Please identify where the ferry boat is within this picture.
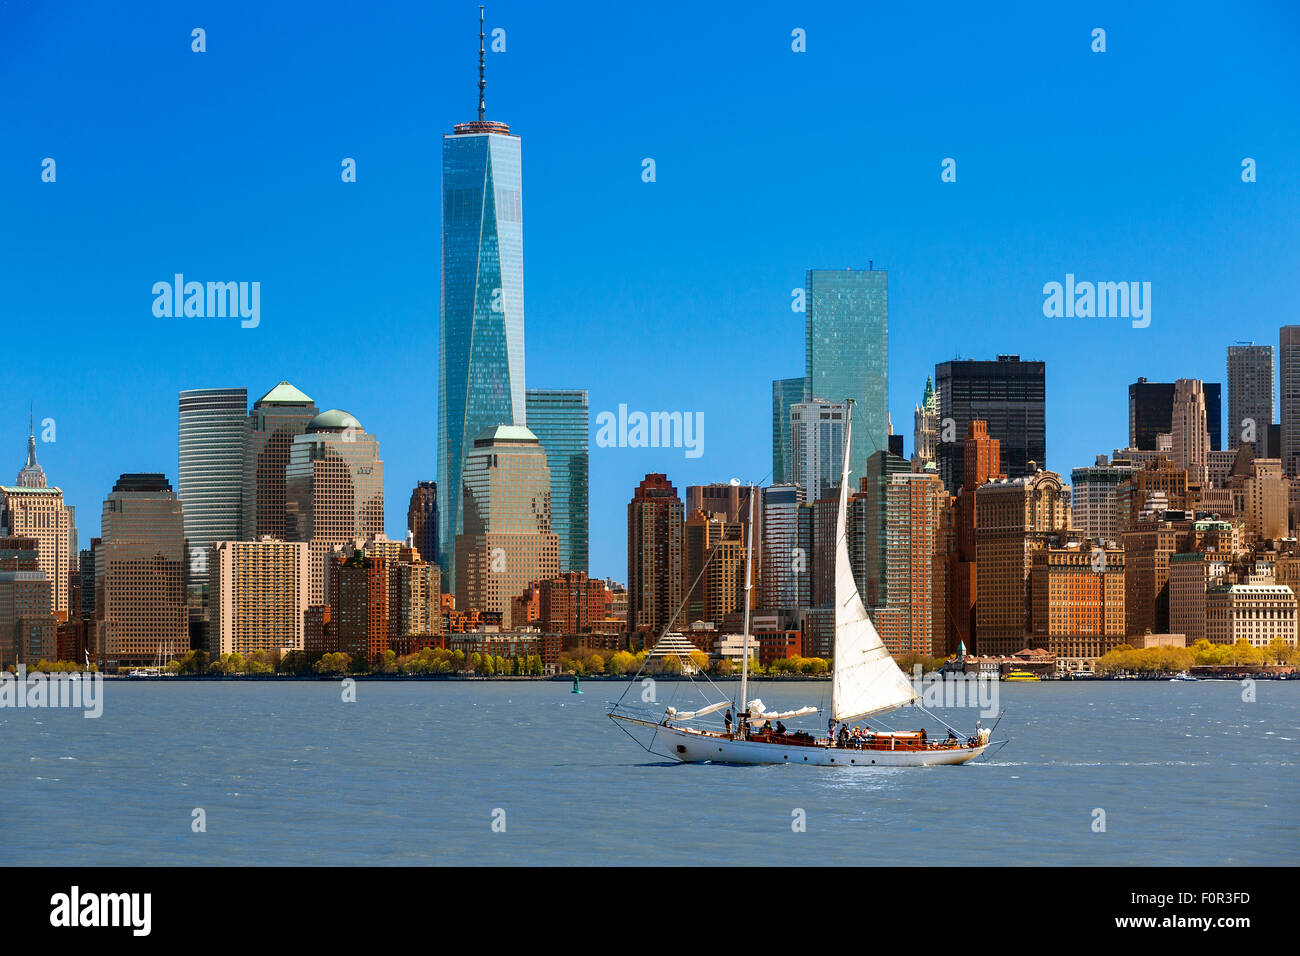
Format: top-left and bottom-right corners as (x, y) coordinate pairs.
(1003, 669), (1040, 682)
(608, 401), (997, 767)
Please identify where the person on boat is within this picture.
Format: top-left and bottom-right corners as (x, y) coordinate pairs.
(724, 709), (733, 734)
(837, 723), (849, 748)
(946, 729), (959, 744)
(775, 720), (786, 736)
(827, 716), (836, 742)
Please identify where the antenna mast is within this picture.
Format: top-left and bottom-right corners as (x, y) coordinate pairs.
(477, 6), (486, 121)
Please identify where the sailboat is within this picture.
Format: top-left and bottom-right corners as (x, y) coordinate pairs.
(609, 400), (994, 766)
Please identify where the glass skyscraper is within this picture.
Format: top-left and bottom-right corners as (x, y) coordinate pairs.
(805, 268), (888, 481)
(438, 107), (525, 591)
(526, 389), (588, 573)
(771, 376), (805, 484)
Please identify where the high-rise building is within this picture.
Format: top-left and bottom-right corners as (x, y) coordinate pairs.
(525, 389), (588, 573)
(407, 480), (439, 570)
(936, 355), (1046, 493)
(627, 474), (683, 642)
(789, 399), (847, 503)
(1280, 327), (1300, 476)
(95, 474), (187, 668)
(1227, 344), (1275, 456)
(1029, 540), (1126, 670)
(1071, 455), (1138, 544)
(950, 421), (1002, 655)
(975, 470), (1070, 656)
(1170, 379), (1211, 486)
(1123, 516), (1194, 637)
(1, 422), (70, 622)
(1129, 377), (1223, 452)
(912, 376), (939, 470)
(760, 483), (807, 609)
(867, 469), (949, 657)
(0, 536), (52, 666)
(178, 387), (248, 637)
(283, 410), (385, 605)
(241, 381), (318, 540)
(454, 425), (557, 627)
(805, 268), (888, 478)
(439, 26), (526, 593)
(209, 537), (309, 656)
(771, 377), (806, 484)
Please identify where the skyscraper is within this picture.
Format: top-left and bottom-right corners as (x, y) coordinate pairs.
(789, 399), (847, 502)
(912, 376), (939, 470)
(1, 421), (70, 622)
(1279, 327), (1300, 476)
(626, 474), (683, 643)
(454, 425), (557, 627)
(96, 474), (187, 668)
(525, 389), (588, 573)
(1128, 377), (1223, 452)
(759, 483), (806, 609)
(771, 377), (805, 484)
(1170, 378), (1210, 485)
(178, 388), (247, 631)
(407, 480), (439, 569)
(936, 355), (1046, 493)
(439, 15), (526, 592)
(241, 381), (318, 540)
(210, 538), (309, 657)
(1227, 344), (1275, 456)
(805, 268), (888, 478)
(283, 410), (385, 605)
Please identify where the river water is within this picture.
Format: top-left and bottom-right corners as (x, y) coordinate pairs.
(2, 678), (1295, 865)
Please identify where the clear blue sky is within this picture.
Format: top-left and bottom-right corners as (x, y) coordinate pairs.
(3, 0), (1298, 581)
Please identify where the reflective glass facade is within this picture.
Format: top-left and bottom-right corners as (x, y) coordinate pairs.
(805, 269), (888, 481)
(771, 376), (805, 484)
(526, 389), (588, 573)
(439, 126), (525, 589)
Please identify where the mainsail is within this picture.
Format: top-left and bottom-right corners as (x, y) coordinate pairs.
(830, 404), (919, 721)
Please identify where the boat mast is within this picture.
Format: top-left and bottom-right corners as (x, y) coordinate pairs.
(739, 484), (756, 715)
(830, 400), (854, 721)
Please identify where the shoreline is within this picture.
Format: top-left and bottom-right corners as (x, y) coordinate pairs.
(93, 672), (1300, 682)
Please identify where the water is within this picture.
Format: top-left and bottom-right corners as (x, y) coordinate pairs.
(2, 679), (1296, 865)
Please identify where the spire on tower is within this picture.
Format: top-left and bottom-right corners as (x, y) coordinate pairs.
(17, 404), (47, 488)
(477, 5), (486, 121)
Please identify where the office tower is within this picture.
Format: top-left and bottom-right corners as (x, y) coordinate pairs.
(1123, 515), (1194, 637)
(1118, 458), (1193, 531)
(858, 450), (909, 608)
(1240, 459), (1289, 543)
(936, 355), (1046, 493)
(1227, 344), (1275, 456)
(209, 538), (309, 656)
(439, 24), (526, 594)
(685, 483), (760, 582)
(95, 474), (187, 668)
(327, 549), (391, 663)
(242, 381), (319, 539)
(178, 387), (247, 636)
(320, 535), (441, 659)
(1029, 541), (1126, 669)
(1129, 377), (1223, 452)
(1071, 455), (1138, 544)
(627, 474), (683, 642)
(861, 464), (948, 657)
(805, 268), (888, 477)
(913, 376), (939, 470)
(812, 497), (839, 607)
(1171, 379), (1210, 485)
(525, 389), (588, 573)
(1, 422), (70, 621)
(975, 470), (1070, 657)
(950, 421), (1002, 655)
(760, 483), (806, 609)
(1281, 327), (1300, 476)
(283, 410), (385, 605)
(454, 426), (557, 627)
(407, 480), (439, 569)
(772, 377), (806, 483)
(789, 399), (847, 502)
(681, 510), (745, 626)
(0, 536), (52, 666)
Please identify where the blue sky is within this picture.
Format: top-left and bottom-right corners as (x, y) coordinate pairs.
(2, 0), (1298, 581)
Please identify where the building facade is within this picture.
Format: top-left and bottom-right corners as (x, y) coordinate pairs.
(936, 355), (1046, 493)
(1227, 343), (1275, 456)
(525, 389), (589, 573)
(241, 381), (318, 540)
(626, 474), (683, 642)
(771, 376), (806, 484)
(209, 537), (309, 656)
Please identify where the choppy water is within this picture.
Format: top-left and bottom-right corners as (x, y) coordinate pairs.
(1, 678), (1296, 865)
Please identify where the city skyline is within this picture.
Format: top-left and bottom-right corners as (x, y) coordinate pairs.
(5, 1), (1300, 583)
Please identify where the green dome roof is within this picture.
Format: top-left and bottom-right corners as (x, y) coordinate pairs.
(309, 409), (361, 432)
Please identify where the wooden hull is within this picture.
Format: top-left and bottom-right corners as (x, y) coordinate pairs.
(651, 723), (988, 767)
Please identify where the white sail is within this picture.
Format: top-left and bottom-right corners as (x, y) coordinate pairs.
(664, 701), (731, 721)
(830, 404), (919, 721)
